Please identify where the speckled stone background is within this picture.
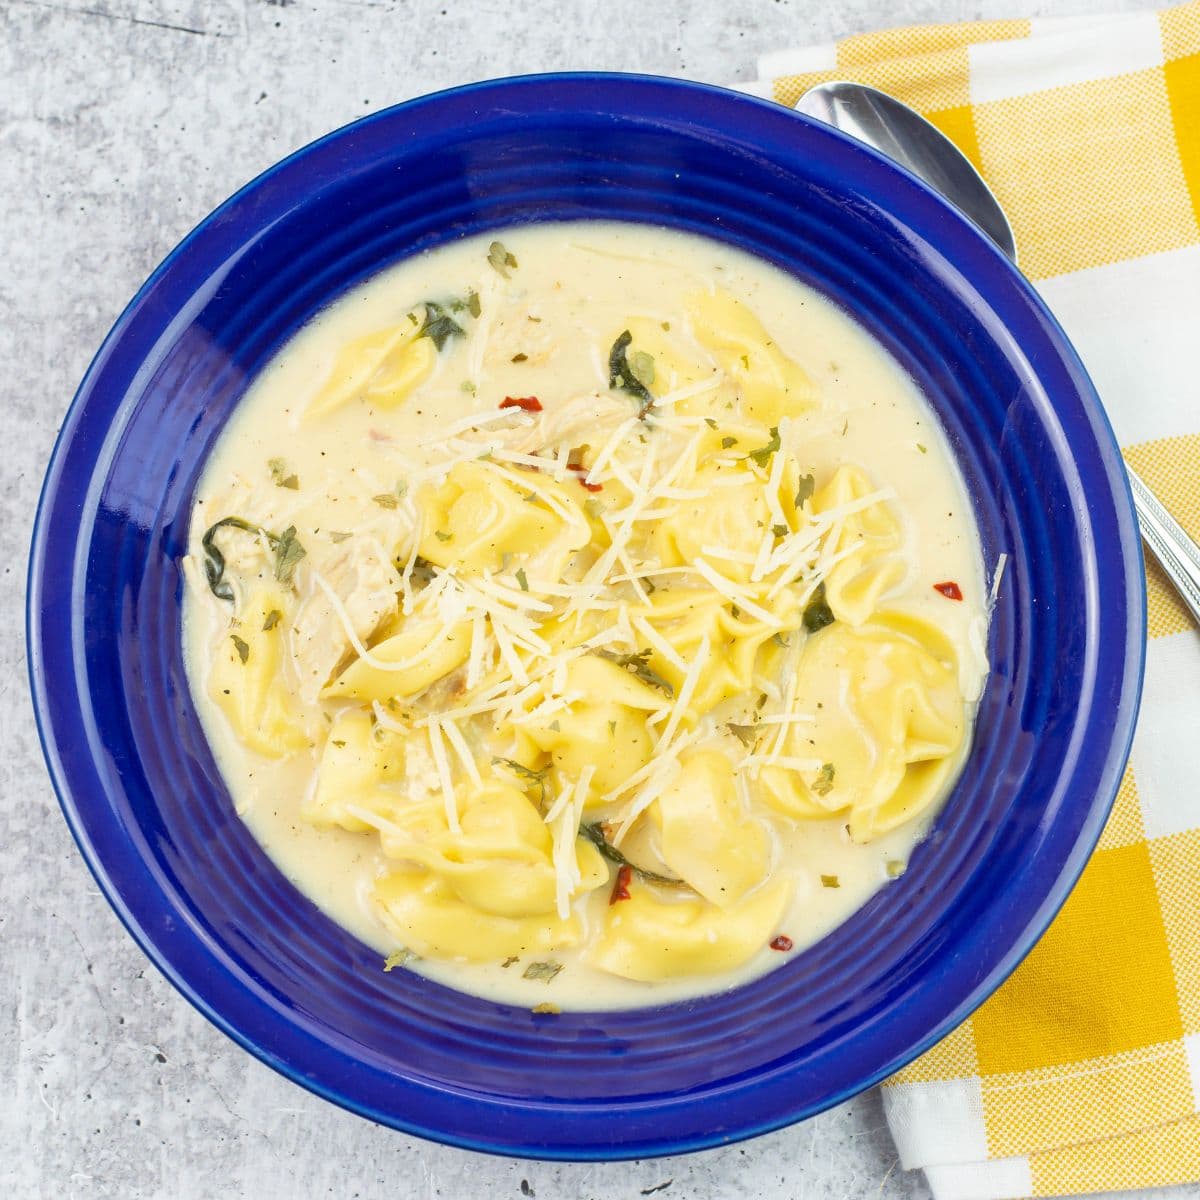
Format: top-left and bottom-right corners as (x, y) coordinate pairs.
(3, 1), (1191, 1197)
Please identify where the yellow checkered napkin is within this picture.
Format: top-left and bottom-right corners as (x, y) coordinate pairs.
(749, 5), (1200, 1198)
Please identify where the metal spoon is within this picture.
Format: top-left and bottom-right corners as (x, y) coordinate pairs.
(797, 80), (1200, 624)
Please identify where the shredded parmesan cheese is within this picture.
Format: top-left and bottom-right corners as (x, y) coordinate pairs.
(426, 719), (460, 834)
(690, 559), (779, 625)
(440, 715), (482, 788)
(989, 552), (1008, 607)
(657, 635), (710, 753)
(543, 766), (596, 919)
(417, 406), (529, 444)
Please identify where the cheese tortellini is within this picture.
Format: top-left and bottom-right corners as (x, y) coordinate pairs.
(302, 708), (405, 831)
(651, 751), (772, 907)
(760, 613), (966, 841)
(814, 465), (906, 625)
(209, 586), (311, 757)
(376, 780), (607, 918)
(687, 290), (818, 424)
(416, 461), (588, 576)
(633, 587), (800, 719)
(189, 230), (983, 1007)
(522, 656), (667, 798)
(376, 870), (587, 962)
(307, 317), (437, 418)
(322, 617), (472, 703)
(589, 877), (793, 982)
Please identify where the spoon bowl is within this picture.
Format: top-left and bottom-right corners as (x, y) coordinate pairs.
(796, 81), (1018, 263)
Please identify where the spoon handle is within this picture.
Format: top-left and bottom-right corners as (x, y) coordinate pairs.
(1127, 465), (1200, 625)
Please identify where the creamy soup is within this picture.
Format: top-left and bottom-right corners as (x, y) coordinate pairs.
(182, 223), (989, 1010)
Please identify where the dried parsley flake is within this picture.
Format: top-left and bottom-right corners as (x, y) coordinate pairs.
(811, 763), (836, 796)
(268, 457), (299, 490)
(273, 525), (306, 586)
(802, 582), (835, 633)
(748, 426), (781, 468)
(487, 240), (518, 278)
(595, 648), (673, 696)
(522, 960), (562, 983)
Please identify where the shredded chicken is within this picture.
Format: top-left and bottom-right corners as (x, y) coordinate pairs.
(506, 391), (632, 456)
(291, 537), (402, 702)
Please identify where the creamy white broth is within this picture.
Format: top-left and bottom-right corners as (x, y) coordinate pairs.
(182, 222), (988, 1010)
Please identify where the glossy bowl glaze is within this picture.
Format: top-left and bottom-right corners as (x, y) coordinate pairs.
(27, 73), (1144, 1159)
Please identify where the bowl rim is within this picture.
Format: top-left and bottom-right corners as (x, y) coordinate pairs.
(27, 70), (1146, 1159)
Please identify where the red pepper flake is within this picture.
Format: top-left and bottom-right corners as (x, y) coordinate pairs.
(769, 935), (794, 952)
(500, 395), (542, 413)
(566, 462), (603, 492)
(933, 580), (963, 601)
(609, 864), (633, 904)
(561, 456), (600, 494)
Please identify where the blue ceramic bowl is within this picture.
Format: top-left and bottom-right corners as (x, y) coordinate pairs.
(27, 74), (1144, 1159)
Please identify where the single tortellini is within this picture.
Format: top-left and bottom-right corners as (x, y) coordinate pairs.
(650, 445), (803, 584)
(209, 586), (309, 757)
(415, 462), (588, 575)
(378, 780), (607, 918)
(307, 318), (436, 418)
(760, 613), (966, 841)
(814, 464), (906, 625)
(633, 586), (801, 719)
(687, 289), (818, 424)
(514, 471), (595, 575)
(650, 750), (771, 908)
(650, 462), (770, 584)
(291, 537), (401, 702)
(523, 656), (666, 799)
(374, 869), (585, 962)
(322, 617), (472, 704)
(302, 708), (405, 832)
(588, 877), (792, 981)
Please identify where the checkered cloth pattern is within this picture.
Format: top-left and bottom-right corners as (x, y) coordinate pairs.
(748, 6), (1200, 1197)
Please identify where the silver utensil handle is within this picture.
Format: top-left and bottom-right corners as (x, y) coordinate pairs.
(1127, 465), (1200, 625)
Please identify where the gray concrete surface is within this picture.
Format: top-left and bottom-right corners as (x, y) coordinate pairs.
(3, 0), (1192, 1197)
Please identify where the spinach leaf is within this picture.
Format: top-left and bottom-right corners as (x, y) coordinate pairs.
(802, 582), (836, 633)
(607, 330), (654, 417)
(200, 516), (306, 601)
(418, 301), (465, 350)
(580, 823), (688, 887)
